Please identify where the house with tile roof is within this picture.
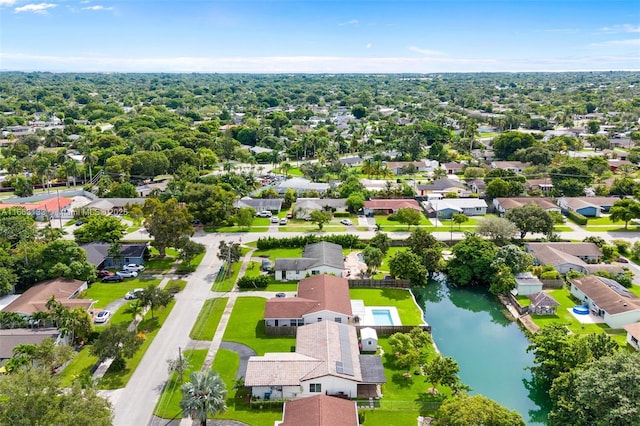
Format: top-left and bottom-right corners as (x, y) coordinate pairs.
(265, 275), (353, 327)
(570, 275), (640, 329)
(245, 321), (386, 400)
(493, 197), (560, 216)
(234, 197), (282, 213)
(556, 196), (621, 217)
(2, 278), (94, 316)
(0, 328), (61, 363)
(274, 242), (344, 281)
(276, 394), (359, 426)
(490, 161), (530, 174)
(416, 178), (467, 197)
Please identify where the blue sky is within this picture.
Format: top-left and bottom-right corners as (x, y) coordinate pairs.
(1, 0), (639, 72)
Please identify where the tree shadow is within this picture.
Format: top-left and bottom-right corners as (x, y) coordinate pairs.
(414, 391), (446, 416)
(391, 372), (414, 388)
(523, 377), (552, 424)
(381, 287), (410, 301)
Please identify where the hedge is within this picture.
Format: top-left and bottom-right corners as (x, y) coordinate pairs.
(257, 234), (364, 250)
(237, 275), (269, 289)
(566, 210), (587, 225)
(333, 212), (351, 218)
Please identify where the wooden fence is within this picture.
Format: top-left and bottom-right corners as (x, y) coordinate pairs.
(347, 279), (411, 289)
(264, 324), (431, 337)
(541, 279), (564, 289)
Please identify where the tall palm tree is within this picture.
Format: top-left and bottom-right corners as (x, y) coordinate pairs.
(180, 370), (227, 426)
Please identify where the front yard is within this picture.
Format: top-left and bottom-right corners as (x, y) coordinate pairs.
(85, 278), (161, 309)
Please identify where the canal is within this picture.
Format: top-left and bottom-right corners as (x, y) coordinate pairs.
(414, 275), (550, 425)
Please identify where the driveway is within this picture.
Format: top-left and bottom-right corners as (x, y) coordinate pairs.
(219, 341), (256, 380)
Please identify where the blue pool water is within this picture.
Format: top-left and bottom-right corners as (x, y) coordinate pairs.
(372, 309), (393, 326)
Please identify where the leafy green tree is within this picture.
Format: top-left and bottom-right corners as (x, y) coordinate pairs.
(476, 216), (518, 246)
(485, 178), (510, 199)
(218, 240), (242, 264)
(0, 267), (18, 296)
(436, 394), (525, 426)
(283, 188), (297, 208)
(143, 198), (193, 257)
(446, 233), (496, 287)
(91, 323), (144, 371)
(389, 250), (427, 286)
(587, 119), (600, 134)
(406, 228), (444, 275)
(609, 198), (640, 229)
(73, 215), (127, 243)
(14, 175), (33, 197)
(369, 231), (392, 255)
(180, 370), (227, 426)
(235, 207), (255, 229)
(0, 368), (113, 426)
(424, 355), (461, 389)
(0, 213), (36, 245)
(492, 244), (534, 274)
(492, 131), (536, 159)
(549, 352), (640, 426)
(387, 332), (422, 369)
(346, 192), (365, 213)
(505, 204), (554, 239)
(452, 213), (468, 230)
(362, 246), (383, 275)
(396, 207), (422, 230)
(489, 265), (517, 295)
(182, 183), (236, 226)
(139, 284), (174, 320)
(309, 210), (332, 230)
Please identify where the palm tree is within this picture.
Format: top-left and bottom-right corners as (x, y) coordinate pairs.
(180, 370), (227, 426)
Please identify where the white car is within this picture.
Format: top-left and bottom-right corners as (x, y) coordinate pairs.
(122, 264), (145, 272)
(271, 216), (280, 223)
(125, 288), (144, 300)
(94, 310), (112, 324)
(340, 219), (354, 226)
(116, 270), (138, 278)
(257, 210), (272, 218)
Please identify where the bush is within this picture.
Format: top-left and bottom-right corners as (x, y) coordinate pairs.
(237, 275), (269, 289)
(566, 210), (587, 225)
(256, 234), (364, 250)
(540, 270), (561, 280)
(387, 213), (398, 221)
(333, 212), (351, 218)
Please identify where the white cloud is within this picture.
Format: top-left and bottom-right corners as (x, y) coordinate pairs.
(365, 43), (372, 49)
(0, 0), (18, 6)
(598, 24), (640, 34)
(338, 19), (359, 26)
(407, 46), (446, 56)
(14, 3), (57, 13)
(82, 5), (112, 10)
(589, 39), (640, 48)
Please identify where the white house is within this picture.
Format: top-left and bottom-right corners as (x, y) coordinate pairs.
(623, 323), (640, 350)
(426, 198), (487, 219)
(514, 272), (543, 296)
(274, 242), (344, 281)
(360, 327), (378, 352)
(245, 321), (386, 400)
(570, 276), (640, 329)
(264, 275), (353, 327)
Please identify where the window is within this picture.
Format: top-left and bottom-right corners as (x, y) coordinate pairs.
(317, 318), (322, 322)
(309, 383), (321, 393)
(335, 317), (342, 323)
(311, 270), (319, 275)
(290, 319), (298, 327)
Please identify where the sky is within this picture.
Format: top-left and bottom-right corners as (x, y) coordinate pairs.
(0, 0), (639, 73)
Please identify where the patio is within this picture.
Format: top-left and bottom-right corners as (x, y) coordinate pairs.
(567, 308), (605, 324)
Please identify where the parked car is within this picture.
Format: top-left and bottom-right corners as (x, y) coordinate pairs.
(116, 270), (138, 278)
(74, 220), (83, 226)
(271, 216), (280, 223)
(279, 218), (287, 225)
(286, 212), (293, 219)
(257, 210), (272, 218)
(102, 274), (124, 283)
(122, 264), (145, 272)
(275, 293), (286, 298)
(617, 257), (629, 263)
(94, 310), (112, 324)
(97, 269), (113, 278)
(125, 288), (144, 300)
(340, 219), (354, 226)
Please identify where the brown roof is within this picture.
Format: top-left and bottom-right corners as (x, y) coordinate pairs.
(364, 198), (422, 211)
(623, 322), (640, 339)
(571, 275), (640, 315)
(3, 278), (94, 315)
(0, 328), (60, 359)
(265, 275), (352, 319)
(280, 395), (358, 426)
(526, 242), (602, 259)
(495, 197), (558, 211)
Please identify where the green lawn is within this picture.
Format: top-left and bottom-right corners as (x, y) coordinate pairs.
(190, 298), (228, 340)
(85, 278), (161, 309)
(144, 254), (177, 273)
(374, 215), (430, 230)
(212, 349), (283, 426)
(153, 349), (208, 419)
(581, 216), (640, 232)
(253, 248), (303, 263)
(212, 261), (242, 292)
(372, 247), (407, 278)
(108, 301), (139, 326)
(58, 346), (100, 387)
(222, 297), (295, 355)
(349, 288), (425, 325)
(205, 217), (273, 233)
(176, 252), (206, 273)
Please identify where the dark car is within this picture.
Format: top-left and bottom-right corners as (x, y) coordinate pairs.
(617, 257), (630, 263)
(97, 270), (112, 278)
(102, 274), (124, 283)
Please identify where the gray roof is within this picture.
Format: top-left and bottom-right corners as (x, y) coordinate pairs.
(273, 177), (330, 194)
(0, 328), (60, 359)
(527, 292), (560, 308)
(417, 178), (466, 191)
(275, 241), (344, 271)
(84, 197), (146, 210)
(359, 355), (387, 383)
(234, 197), (282, 211)
(295, 198), (347, 212)
(81, 242), (147, 266)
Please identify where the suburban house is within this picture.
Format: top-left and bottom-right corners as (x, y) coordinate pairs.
(2, 278), (94, 316)
(81, 242), (147, 269)
(441, 162), (463, 175)
(274, 242), (344, 281)
(525, 242), (603, 274)
(340, 156), (363, 167)
(264, 275), (353, 327)
(276, 395), (359, 426)
(135, 180), (171, 197)
(570, 275), (640, 329)
(363, 199), (422, 216)
(490, 161), (530, 174)
(274, 178), (331, 196)
(384, 160), (437, 175)
(525, 179), (553, 194)
(245, 321), (386, 400)
(526, 292), (560, 316)
(493, 198), (560, 216)
(556, 197), (620, 217)
(416, 178), (467, 197)
(82, 197), (146, 216)
(514, 272), (543, 296)
(234, 197), (283, 213)
(623, 323), (640, 350)
(467, 179), (486, 196)
(424, 198), (487, 219)
(0, 328), (62, 364)
(0, 196), (73, 221)
(294, 198), (348, 220)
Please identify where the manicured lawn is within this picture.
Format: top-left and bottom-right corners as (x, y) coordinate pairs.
(553, 225), (573, 232)
(372, 247), (407, 278)
(59, 346), (100, 387)
(349, 288), (425, 325)
(166, 279), (188, 292)
(213, 349), (282, 426)
(280, 222), (348, 232)
(242, 261), (263, 278)
(581, 215), (639, 232)
(212, 261), (242, 292)
(176, 252), (205, 273)
(264, 282), (299, 292)
(375, 215), (430, 230)
(360, 409), (420, 425)
(223, 297), (295, 355)
(516, 295), (531, 307)
(144, 252), (177, 273)
(109, 301), (139, 326)
(253, 248), (303, 263)
(85, 278), (161, 309)
(190, 298), (228, 340)
(208, 217), (273, 233)
(153, 349), (208, 419)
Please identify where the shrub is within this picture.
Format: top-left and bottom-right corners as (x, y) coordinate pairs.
(256, 234), (364, 250)
(237, 275), (269, 289)
(387, 213), (398, 221)
(333, 212), (350, 218)
(566, 210), (587, 225)
(540, 270), (561, 280)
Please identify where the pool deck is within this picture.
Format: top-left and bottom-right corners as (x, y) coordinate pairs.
(362, 305), (402, 326)
(566, 307), (605, 324)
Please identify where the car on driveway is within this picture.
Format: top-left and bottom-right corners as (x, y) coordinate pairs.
(286, 212), (293, 219)
(271, 216), (280, 223)
(617, 257), (630, 263)
(275, 292), (286, 298)
(122, 264), (145, 272)
(97, 269), (113, 278)
(279, 218), (287, 225)
(257, 210), (272, 218)
(116, 270), (138, 278)
(125, 288), (144, 300)
(340, 219), (354, 226)
(94, 310), (112, 324)
(102, 274), (124, 283)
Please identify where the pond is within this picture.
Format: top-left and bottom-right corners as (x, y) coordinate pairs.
(413, 275), (550, 425)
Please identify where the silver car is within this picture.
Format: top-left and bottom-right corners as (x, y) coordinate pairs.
(116, 270), (138, 278)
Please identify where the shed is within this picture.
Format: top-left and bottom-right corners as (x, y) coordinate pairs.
(360, 327), (378, 352)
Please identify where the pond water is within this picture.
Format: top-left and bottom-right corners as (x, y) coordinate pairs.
(413, 276), (550, 425)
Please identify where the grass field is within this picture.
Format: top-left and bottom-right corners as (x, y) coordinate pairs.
(190, 298), (228, 340)
(85, 278), (161, 309)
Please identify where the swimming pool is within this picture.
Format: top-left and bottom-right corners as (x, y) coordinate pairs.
(372, 309), (394, 326)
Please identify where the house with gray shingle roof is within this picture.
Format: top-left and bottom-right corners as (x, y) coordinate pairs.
(245, 321), (385, 400)
(525, 242), (602, 274)
(234, 197), (282, 213)
(275, 242), (344, 281)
